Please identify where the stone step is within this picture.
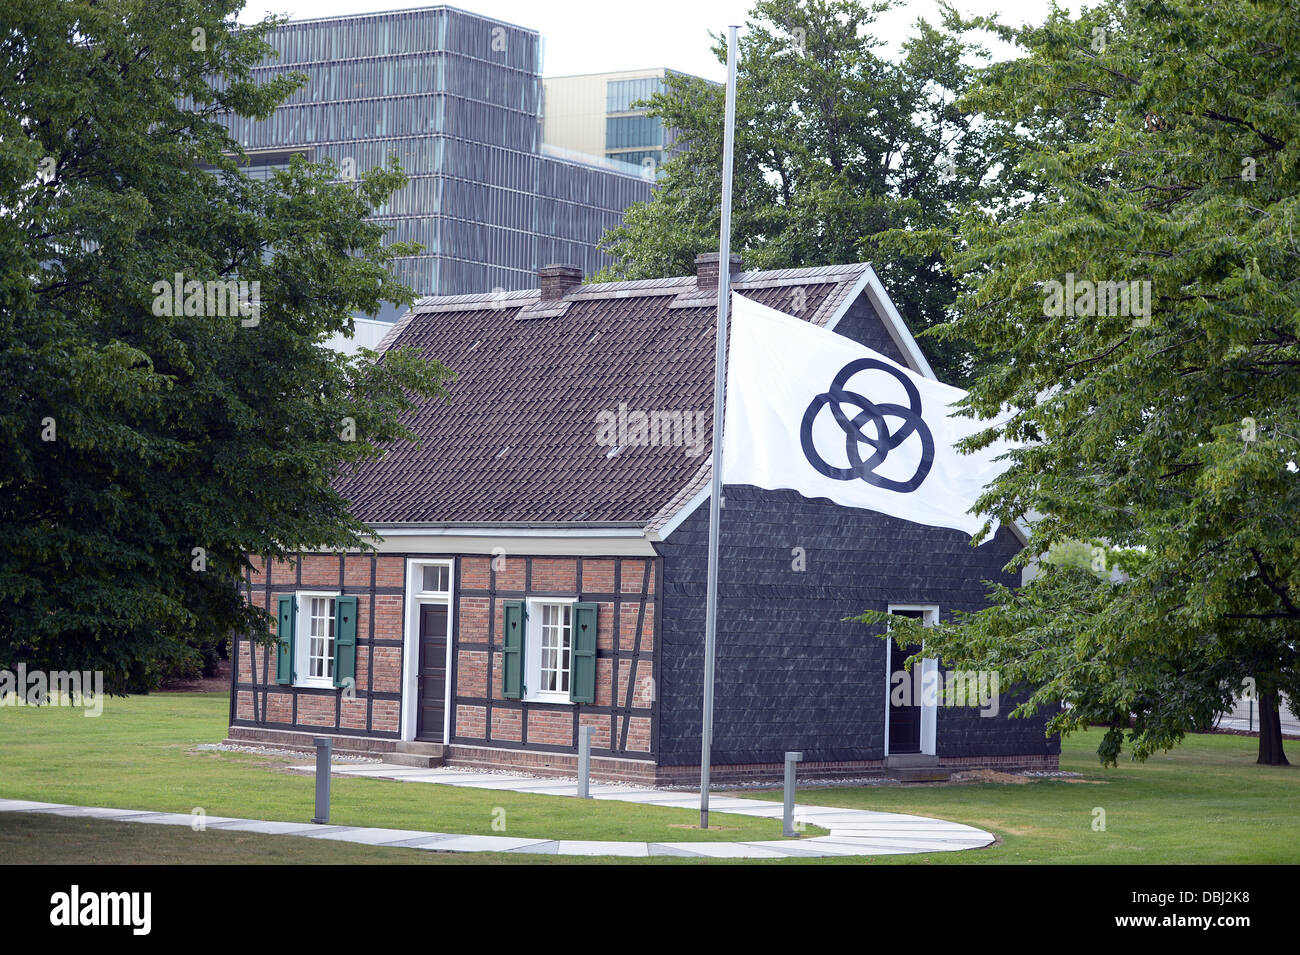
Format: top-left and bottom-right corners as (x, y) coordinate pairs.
(884, 754), (939, 769)
(384, 752), (445, 769)
(892, 767), (951, 783)
(395, 741), (446, 757)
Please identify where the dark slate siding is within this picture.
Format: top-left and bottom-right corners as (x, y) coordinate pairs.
(829, 290), (909, 364)
(654, 284), (1059, 767)
(658, 488), (1056, 766)
(936, 682), (1057, 759)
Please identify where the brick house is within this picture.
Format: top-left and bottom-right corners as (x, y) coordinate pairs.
(226, 255), (1059, 785)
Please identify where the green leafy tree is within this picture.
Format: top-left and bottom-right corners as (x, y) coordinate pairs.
(0, 0), (450, 692)
(594, 0), (1027, 383)
(864, 0), (1300, 766)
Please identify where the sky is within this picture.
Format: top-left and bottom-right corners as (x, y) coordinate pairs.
(235, 0), (1075, 80)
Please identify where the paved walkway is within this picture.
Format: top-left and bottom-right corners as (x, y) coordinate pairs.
(0, 764), (995, 859)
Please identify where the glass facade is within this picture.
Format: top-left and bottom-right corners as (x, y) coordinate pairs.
(606, 76), (665, 113)
(221, 7), (650, 300)
(603, 74), (680, 168)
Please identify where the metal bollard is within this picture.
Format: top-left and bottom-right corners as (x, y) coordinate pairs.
(577, 725), (596, 798)
(312, 736), (332, 824)
(783, 751), (803, 837)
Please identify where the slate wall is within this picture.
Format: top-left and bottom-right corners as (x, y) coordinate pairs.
(656, 487), (1058, 767)
(654, 289), (1057, 771)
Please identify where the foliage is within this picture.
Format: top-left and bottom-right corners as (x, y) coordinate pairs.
(0, 0), (451, 690)
(863, 0), (1300, 764)
(594, 0), (1029, 383)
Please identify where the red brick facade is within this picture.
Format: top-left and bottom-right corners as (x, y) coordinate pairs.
(231, 552), (660, 773)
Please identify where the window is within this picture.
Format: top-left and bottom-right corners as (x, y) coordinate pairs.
(274, 593), (358, 691)
(502, 599), (597, 704)
(421, 564), (449, 594)
(307, 597), (336, 681)
(537, 602), (572, 695)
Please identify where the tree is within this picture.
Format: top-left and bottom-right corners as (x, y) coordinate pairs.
(868, 0), (1300, 766)
(0, 0), (450, 692)
(594, 0), (1027, 384)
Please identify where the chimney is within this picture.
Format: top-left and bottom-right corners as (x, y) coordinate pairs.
(694, 252), (743, 291)
(539, 263), (583, 301)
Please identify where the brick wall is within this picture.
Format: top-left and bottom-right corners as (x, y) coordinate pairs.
(450, 554), (659, 760)
(233, 552), (405, 739)
(234, 551), (661, 762)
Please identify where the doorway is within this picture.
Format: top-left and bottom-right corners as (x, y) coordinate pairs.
(417, 603), (448, 742)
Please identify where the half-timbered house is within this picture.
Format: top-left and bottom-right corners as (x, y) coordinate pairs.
(226, 255), (1059, 784)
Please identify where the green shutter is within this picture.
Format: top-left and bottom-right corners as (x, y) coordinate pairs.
(333, 595), (358, 690)
(275, 594), (296, 685)
(570, 602), (598, 704)
(502, 600), (525, 699)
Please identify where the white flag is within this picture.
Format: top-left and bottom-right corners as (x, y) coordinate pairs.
(722, 293), (1014, 535)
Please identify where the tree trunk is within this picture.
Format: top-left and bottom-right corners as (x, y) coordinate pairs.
(1257, 690), (1290, 766)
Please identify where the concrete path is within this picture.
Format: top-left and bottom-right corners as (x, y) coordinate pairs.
(0, 764), (996, 859)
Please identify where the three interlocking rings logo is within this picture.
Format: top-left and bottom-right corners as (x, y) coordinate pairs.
(799, 358), (935, 493)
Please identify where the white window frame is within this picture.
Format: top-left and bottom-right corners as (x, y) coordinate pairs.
(400, 559), (455, 742)
(295, 591), (340, 689)
(884, 604), (940, 757)
(524, 596), (577, 705)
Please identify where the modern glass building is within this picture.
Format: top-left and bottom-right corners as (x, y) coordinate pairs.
(543, 69), (705, 176)
(221, 6), (653, 304)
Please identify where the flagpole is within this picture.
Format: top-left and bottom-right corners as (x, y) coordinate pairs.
(700, 23), (739, 830)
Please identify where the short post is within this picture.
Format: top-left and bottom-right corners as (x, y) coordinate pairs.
(783, 751), (803, 837)
(312, 736), (332, 824)
(577, 725), (596, 798)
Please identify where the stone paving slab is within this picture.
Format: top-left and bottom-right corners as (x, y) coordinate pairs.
(0, 766), (995, 860)
(555, 840), (650, 857)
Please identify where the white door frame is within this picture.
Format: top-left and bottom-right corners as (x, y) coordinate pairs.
(400, 558), (455, 743)
(884, 604), (939, 757)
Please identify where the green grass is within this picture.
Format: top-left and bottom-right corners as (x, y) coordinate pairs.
(0, 692), (804, 844)
(2, 691), (1296, 864)
(744, 730), (1300, 864)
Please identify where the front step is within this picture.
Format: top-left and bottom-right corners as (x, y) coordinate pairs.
(893, 767), (952, 783)
(884, 754), (950, 783)
(884, 754), (938, 768)
(383, 741), (446, 768)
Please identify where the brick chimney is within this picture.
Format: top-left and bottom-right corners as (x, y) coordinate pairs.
(539, 263), (583, 301)
(694, 252), (743, 292)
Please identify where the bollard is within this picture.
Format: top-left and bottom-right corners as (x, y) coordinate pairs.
(783, 751), (803, 837)
(312, 736), (332, 824)
(577, 725), (596, 798)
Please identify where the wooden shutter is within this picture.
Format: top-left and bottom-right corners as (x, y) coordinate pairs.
(502, 600), (525, 699)
(333, 595), (358, 690)
(275, 594), (296, 685)
(569, 602), (598, 704)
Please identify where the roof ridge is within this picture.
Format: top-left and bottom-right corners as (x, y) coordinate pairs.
(408, 262), (873, 313)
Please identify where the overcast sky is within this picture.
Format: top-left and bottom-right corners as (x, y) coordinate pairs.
(236, 0), (1076, 79)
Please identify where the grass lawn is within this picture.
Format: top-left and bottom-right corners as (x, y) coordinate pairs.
(1, 690), (1296, 864)
(745, 730), (1300, 864)
(0, 691), (805, 846)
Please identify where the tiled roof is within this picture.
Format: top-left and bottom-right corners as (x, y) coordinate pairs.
(336, 265), (872, 526)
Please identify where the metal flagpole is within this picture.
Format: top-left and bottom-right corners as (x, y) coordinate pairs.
(700, 23), (739, 830)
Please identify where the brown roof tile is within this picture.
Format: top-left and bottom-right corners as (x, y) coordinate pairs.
(336, 265), (871, 525)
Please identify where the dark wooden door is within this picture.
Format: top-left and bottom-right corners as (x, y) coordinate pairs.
(888, 637), (923, 754)
(417, 604), (448, 742)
